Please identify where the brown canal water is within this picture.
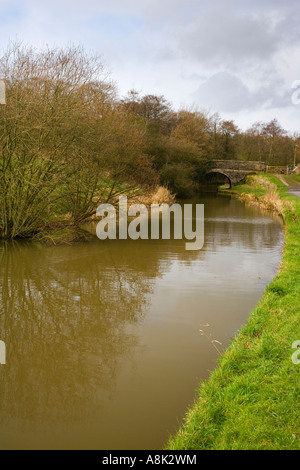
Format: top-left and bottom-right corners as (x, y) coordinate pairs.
(0, 194), (283, 450)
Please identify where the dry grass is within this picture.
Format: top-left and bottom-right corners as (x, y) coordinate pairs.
(245, 175), (277, 191)
(263, 189), (284, 213)
(239, 191), (294, 217)
(132, 186), (175, 207)
(238, 175), (294, 217)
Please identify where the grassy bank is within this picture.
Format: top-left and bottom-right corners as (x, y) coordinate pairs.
(167, 175), (300, 450)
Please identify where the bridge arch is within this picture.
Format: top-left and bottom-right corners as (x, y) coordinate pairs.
(204, 170), (232, 189)
(205, 160), (266, 189)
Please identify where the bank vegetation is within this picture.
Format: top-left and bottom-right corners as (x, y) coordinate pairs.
(167, 175), (300, 450)
(0, 42), (299, 240)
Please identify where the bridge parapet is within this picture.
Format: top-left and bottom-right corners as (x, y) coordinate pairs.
(208, 160), (266, 172)
(205, 160), (266, 188)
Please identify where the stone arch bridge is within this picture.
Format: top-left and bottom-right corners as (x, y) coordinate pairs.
(205, 160), (266, 189)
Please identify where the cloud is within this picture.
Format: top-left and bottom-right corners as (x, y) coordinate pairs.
(174, 10), (281, 67)
(0, 0), (299, 131)
(169, 0), (300, 70)
(192, 72), (257, 113)
(192, 72), (294, 114)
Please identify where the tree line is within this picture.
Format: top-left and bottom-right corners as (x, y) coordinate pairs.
(0, 43), (299, 239)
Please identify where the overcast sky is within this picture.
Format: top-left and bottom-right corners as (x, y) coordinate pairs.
(1, 0), (300, 132)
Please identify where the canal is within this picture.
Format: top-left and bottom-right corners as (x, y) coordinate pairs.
(0, 194), (283, 449)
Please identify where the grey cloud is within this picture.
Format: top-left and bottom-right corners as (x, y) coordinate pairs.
(192, 72), (293, 113)
(174, 9), (284, 67)
(1, 0), (299, 131)
(192, 72), (255, 112)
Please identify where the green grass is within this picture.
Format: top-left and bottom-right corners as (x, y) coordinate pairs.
(166, 175), (300, 450)
(291, 175), (300, 184)
(278, 174), (300, 186)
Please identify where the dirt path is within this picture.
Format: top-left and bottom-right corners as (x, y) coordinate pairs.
(276, 174), (300, 199)
(276, 175), (289, 187)
(287, 187), (300, 199)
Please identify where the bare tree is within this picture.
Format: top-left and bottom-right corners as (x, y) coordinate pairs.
(0, 42), (156, 238)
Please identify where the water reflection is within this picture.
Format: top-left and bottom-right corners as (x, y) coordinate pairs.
(0, 195), (283, 449)
(0, 241), (155, 420)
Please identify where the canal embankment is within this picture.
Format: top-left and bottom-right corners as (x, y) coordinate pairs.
(167, 174), (300, 450)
